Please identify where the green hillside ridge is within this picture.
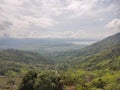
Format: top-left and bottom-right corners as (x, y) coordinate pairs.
(79, 32), (120, 56)
(0, 49), (53, 64)
(52, 32), (120, 64)
(0, 49), (54, 76)
(63, 32), (120, 70)
(68, 44), (120, 70)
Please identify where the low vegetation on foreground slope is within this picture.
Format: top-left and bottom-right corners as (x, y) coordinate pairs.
(0, 33), (120, 90)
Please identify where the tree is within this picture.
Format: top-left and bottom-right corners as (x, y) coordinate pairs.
(19, 71), (37, 90)
(19, 71), (63, 90)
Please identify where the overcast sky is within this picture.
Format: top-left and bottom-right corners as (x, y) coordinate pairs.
(0, 0), (120, 40)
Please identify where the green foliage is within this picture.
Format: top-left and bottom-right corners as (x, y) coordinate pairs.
(105, 83), (120, 90)
(92, 79), (106, 89)
(19, 71), (63, 90)
(19, 71), (37, 90)
(0, 49), (55, 75)
(0, 49), (53, 64)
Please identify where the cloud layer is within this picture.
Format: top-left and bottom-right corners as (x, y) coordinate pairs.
(106, 19), (120, 33)
(0, 0), (120, 39)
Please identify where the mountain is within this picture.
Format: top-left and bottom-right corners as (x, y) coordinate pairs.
(54, 32), (120, 57)
(76, 32), (120, 56)
(53, 32), (120, 70)
(69, 41), (120, 70)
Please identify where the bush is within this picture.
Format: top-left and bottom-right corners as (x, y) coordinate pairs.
(19, 71), (63, 90)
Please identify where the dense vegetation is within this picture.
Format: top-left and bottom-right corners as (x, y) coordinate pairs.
(0, 49), (54, 76)
(19, 71), (63, 90)
(0, 32), (120, 90)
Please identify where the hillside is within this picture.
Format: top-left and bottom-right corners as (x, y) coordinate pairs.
(0, 49), (54, 75)
(77, 32), (120, 56)
(52, 32), (120, 63)
(63, 33), (120, 69)
(68, 42), (120, 70)
(0, 49), (53, 63)
(50, 33), (120, 90)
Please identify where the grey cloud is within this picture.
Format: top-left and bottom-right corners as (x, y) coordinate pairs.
(102, 0), (120, 16)
(0, 21), (13, 30)
(0, 0), (119, 39)
(106, 19), (120, 33)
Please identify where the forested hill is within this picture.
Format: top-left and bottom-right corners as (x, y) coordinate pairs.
(55, 32), (120, 70)
(78, 33), (120, 70)
(53, 32), (120, 61)
(68, 42), (120, 70)
(77, 32), (120, 56)
(0, 49), (53, 64)
(0, 49), (54, 75)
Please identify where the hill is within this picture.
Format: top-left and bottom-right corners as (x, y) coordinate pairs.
(72, 32), (120, 69)
(69, 42), (120, 70)
(53, 32), (120, 61)
(48, 33), (120, 90)
(76, 32), (120, 56)
(0, 49), (54, 75)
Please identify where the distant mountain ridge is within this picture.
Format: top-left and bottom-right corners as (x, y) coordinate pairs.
(0, 38), (90, 53)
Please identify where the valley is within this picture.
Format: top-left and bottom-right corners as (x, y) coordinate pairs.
(0, 33), (120, 90)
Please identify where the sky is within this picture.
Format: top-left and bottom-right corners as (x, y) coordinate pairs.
(0, 0), (120, 40)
